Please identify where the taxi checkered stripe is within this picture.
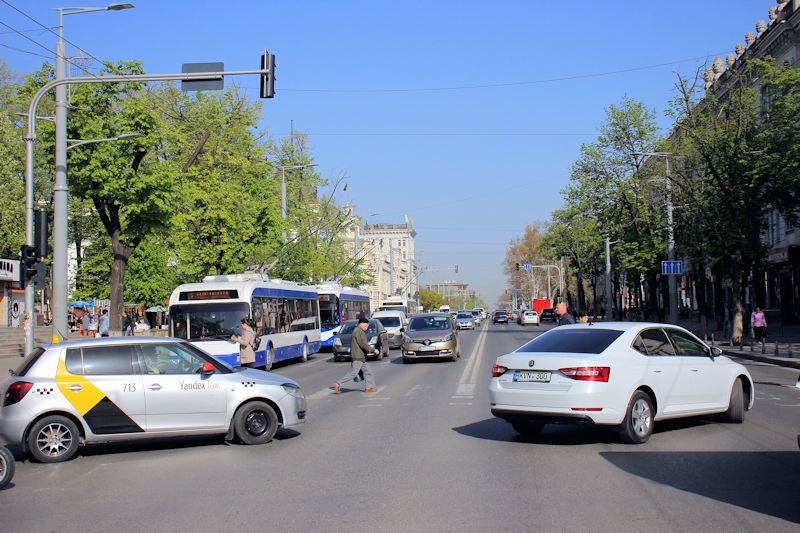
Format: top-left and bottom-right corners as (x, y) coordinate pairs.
(55, 358), (144, 435)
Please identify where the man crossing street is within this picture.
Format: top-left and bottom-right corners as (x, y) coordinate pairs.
(333, 317), (379, 394)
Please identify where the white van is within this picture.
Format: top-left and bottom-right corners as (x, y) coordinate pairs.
(371, 310), (408, 349)
(438, 305), (451, 313)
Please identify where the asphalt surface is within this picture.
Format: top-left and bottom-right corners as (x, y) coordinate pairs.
(1, 321), (799, 532)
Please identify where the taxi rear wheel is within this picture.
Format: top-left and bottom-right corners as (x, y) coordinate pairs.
(27, 415), (80, 463)
(234, 402), (278, 445)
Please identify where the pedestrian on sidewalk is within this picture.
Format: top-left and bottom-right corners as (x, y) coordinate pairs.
(556, 302), (575, 326)
(751, 306), (767, 344)
(98, 310), (109, 337)
(80, 312), (90, 337)
(230, 318), (257, 369)
(576, 312), (590, 324)
(333, 317), (379, 394)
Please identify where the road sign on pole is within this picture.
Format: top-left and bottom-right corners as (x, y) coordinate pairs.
(522, 263), (533, 271)
(661, 260), (683, 275)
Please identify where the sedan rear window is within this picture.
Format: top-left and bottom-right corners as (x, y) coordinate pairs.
(376, 317), (401, 328)
(517, 328), (624, 354)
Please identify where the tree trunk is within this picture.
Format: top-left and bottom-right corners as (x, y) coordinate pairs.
(109, 229), (134, 335)
(574, 265), (586, 313)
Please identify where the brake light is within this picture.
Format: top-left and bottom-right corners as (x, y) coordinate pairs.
(560, 367), (610, 382)
(3, 381), (33, 406)
(491, 364), (508, 378)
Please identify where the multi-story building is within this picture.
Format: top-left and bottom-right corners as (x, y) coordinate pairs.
(426, 280), (469, 304)
(700, 0), (800, 323)
(347, 216), (418, 310)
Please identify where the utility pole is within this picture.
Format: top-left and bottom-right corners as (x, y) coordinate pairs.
(24, 63), (273, 351)
(605, 236), (613, 320)
(632, 151), (679, 325)
(665, 157), (678, 324)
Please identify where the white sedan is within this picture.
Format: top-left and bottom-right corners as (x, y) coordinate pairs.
(519, 310), (540, 326)
(489, 322), (753, 443)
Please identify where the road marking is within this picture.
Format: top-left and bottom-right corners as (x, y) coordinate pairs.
(453, 326), (489, 400)
(455, 384), (475, 396)
(404, 384), (431, 397)
(359, 404), (382, 408)
(449, 402), (473, 406)
(458, 325), (489, 386)
(306, 388), (333, 400)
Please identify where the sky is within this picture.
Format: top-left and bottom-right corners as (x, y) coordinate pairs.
(0, 0), (777, 306)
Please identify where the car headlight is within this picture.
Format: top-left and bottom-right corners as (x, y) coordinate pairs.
(281, 383), (304, 398)
(403, 335), (413, 343)
(442, 333), (455, 342)
(333, 337), (342, 346)
(368, 336), (377, 345)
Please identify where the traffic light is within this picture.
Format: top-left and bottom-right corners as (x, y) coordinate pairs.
(19, 244), (39, 290)
(260, 49), (276, 98)
(515, 263), (520, 271)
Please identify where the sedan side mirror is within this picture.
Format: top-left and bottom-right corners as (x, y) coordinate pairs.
(200, 362), (215, 375)
(400, 328), (405, 333)
(709, 346), (722, 359)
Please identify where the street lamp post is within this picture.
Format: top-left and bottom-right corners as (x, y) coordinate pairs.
(632, 151), (679, 325)
(43, 3), (134, 350)
(66, 132), (143, 150)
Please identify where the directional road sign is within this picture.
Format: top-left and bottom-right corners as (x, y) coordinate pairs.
(522, 263), (533, 271)
(661, 260), (683, 275)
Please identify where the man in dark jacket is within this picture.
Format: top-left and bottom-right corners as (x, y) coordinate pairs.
(556, 302), (575, 326)
(333, 318), (379, 393)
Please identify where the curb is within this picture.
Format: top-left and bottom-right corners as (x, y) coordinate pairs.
(722, 350), (800, 370)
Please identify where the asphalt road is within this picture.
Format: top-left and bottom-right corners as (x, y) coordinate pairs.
(1, 321), (799, 532)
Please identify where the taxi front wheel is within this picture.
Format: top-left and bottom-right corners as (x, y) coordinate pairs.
(234, 402), (278, 445)
(27, 415), (80, 463)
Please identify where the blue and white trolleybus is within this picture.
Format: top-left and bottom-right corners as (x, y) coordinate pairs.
(316, 283), (371, 349)
(168, 274), (321, 369)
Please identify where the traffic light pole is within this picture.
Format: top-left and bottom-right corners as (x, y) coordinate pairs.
(23, 66), (269, 354)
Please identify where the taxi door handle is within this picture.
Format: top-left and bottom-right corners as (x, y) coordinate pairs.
(652, 369), (662, 374)
(689, 368), (699, 372)
(66, 385), (82, 392)
(148, 384), (163, 391)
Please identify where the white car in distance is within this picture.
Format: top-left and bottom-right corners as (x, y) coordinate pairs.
(519, 310), (540, 326)
(489, 322), (754, 443)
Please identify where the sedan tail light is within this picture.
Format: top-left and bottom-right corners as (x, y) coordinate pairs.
(3, 381), (33, 406)
(491, 364), (508, 378)
(559, 367), (610, 382)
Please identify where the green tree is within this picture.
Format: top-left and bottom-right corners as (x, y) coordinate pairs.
(0, 58), (24, 256)
(667, 59), (800, 340)
(66, 61), (170, 331)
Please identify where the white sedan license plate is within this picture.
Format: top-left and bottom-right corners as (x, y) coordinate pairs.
(513, 370), (551, 383)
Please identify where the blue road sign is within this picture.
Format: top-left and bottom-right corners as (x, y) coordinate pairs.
(522, 263), (533, 271)
(661, 260), (683, 275)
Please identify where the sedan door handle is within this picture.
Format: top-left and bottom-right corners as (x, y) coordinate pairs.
(689, 368), (699, 372)
(652, 369), (662, 374)
(147, 384), (163, 391)
(66, 385), (82, 392)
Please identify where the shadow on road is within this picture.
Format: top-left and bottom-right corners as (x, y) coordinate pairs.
(454, 416), (717, 446)
(600, 451), (800, 524)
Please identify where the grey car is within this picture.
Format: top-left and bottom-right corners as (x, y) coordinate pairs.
(401, 313), (460, 363)
(0, 337), (306, 463)
(332, 319), (389, 362)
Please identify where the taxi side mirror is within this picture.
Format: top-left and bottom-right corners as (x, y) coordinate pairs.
(200, 362), (215, 375)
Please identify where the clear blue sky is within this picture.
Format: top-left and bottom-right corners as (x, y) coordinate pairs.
(2, 1), (775, 305)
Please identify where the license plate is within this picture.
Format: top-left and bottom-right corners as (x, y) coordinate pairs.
(419, 346), (435, 352)
(513, 370), (551, 383)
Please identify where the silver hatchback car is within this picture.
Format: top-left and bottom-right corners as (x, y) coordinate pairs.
(0, 337), (306, 463)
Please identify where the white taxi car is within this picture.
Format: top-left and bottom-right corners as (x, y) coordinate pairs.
(0, 337), (306, 462)
(489, 322), (753, 443)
